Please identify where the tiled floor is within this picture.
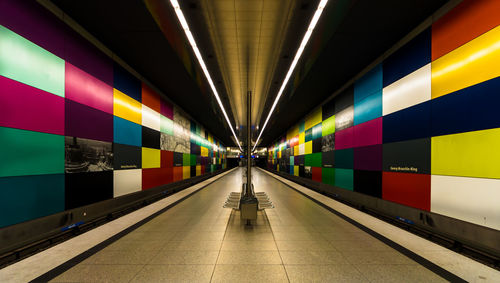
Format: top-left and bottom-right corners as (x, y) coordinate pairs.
(45, 167), (453, 282)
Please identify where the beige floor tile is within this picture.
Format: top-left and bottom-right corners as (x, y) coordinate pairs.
(272, 231), (324, 241)
(211, 264), (288, 283)
(341, 251), (416, 265)
(354, 264), (447, 283)
(130, 264), (214, 283)
(81, 249), (157, 265)
(172, 231), (226, 241)
(217, 251), (282, 264)
(285, 264), (368, 282)
(162, 240), (222, 251)
(50, 264), (144, 283)
(223, 231), (275, 241)
(330, 239), (390, 251)
(119, 231), (177, 242)
(280, 250), (345, 264)
(220, 240), (277, 251)
(275, 240), (337, 251)
(151, 250), (219, 264)
(103, 239), (166, 251)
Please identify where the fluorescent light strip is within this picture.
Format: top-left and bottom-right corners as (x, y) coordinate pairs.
(170, 0), (243, 152)
(252, 0), (329, 152)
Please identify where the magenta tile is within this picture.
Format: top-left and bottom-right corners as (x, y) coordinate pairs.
(0, 75), (64, 135)
(354, 144), (382, 171)
(335, 127), (354, 150)
(65, 63), (113, 114)
(161, 99), (173, 119)
(353, 117), (382, 148)
(65, 100), (113, 142)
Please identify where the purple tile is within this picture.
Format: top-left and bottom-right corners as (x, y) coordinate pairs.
(0, 75), (64, 135)
(65, 100), (113, 142)
(65, 62), (113, 114)
(353, 117), (382, 148)
(354, 144), (382, 171)
(0, 0), (65, 58)
(64, 31), (113, 86)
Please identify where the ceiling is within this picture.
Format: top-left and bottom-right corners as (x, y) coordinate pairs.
(49, 0), (450, 148)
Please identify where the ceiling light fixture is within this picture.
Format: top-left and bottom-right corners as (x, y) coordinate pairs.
(170, 0), (243, 152)
(252, 0), (329, 152)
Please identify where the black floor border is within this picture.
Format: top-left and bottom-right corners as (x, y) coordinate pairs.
(260, 168), (467, 283)
(30, 168), (237, 283)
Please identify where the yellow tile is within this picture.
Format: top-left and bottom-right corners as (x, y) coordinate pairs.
(142, 147), (160, 168)
(432, 25), (500, 99)
(294, 145), (299, 156)
(201, 147), (208, 157)
(294, 166), (299, 176)
(305, 141), (312, 154)
(196, 165), (201, 176)
(431, 127), (500, 179)
(299, 132), (305, 144)
(113, 89), (142, 124)
(183, 166), (190, 179)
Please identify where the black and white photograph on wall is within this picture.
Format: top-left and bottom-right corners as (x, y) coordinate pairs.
(65, 137), (113, 173)
(322, 133), (335, 152)
(304, 166), (312, 179)
(160, 132), (176, 151)
(174, 107), (191, 154)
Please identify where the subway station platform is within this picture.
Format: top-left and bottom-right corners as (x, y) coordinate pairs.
(1, 167), (498, 282)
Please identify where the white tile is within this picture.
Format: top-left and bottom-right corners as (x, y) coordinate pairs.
(113, 169), (142, 197)
(141, 104), (160, 131)
(382, 63), (431, 116)
(431, 175), (500, 230)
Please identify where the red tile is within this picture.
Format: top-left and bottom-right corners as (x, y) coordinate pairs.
(382, 171), (430, 211)
(312, 167), (322, 183)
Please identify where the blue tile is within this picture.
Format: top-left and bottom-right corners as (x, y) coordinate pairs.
(431, 76), (500, 137)
(383, 28), (431, 87)
(113, 116), (142, 147)
(0, 174), (65, 228)
(354, 64), (382, 104)
(354, 90), (382, 126)
(383, 101), (431, 143)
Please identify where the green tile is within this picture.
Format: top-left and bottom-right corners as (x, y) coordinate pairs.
(290, 156), (294, 166)
(311, 153), (322, 167)
(0, 127), (64, 177)
(322, 168), (335, 186)
(190, 154), (196, 165)
(160, 115), (173, 135)
(183, 153), (191, 166)
(335, 168), (353, 190)
(322, 115), (335, 136)
(0, 174), (65, 227)
(0, 25), (65, 97)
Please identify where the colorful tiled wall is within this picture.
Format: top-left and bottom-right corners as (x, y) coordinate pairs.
(0, 1), (226, 228)
(268, 0), (500, 231)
